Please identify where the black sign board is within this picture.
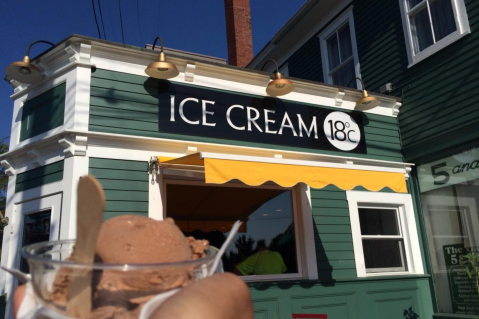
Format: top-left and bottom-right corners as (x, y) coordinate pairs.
(157, 81), (367, 153)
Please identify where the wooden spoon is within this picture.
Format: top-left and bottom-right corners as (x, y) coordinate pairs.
(66, 175), (105, 318)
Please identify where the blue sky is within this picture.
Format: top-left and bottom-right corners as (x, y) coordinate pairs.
(0, 0), (306, 147)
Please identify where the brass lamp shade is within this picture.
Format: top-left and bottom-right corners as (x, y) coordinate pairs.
(356, 90), (380, 110)
(347, 77), (380, 110)
(145, 37), (179, 80)
(5, 40), (54, 84)
(5, 56), (42, 84)
(145, 52), (179, 79)
(266, 72), (295, 96)
(262, 59), (294, 97)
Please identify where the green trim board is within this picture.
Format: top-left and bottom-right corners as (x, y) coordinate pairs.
(20, 82), (66, 141)
(88, 158), (149, 220)
(89, 68), (404, 162)
(15, 161), (64, 193)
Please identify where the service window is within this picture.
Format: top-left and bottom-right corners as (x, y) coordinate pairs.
(165, 181), (305, 280)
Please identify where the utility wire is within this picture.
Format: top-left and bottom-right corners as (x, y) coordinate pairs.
(97, 0), (107, 40)
(157, 1), (161, 35)
(91, 0), (102, 39)
(118, 0), (125, 44)
(136, 0), (142, 47)
(105, 0), (117, 42)
(0, 136), (10, 141)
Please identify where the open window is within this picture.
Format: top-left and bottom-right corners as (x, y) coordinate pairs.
(163, 179), (313, 281)
(346, 191), (424, 277)
(149, 159), (318, 282)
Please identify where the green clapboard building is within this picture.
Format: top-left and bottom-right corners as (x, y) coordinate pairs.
(249, 0), (479, 318)
(3, 3), (474, 313)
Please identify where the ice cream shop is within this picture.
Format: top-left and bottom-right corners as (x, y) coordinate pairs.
(0, 33), (435, 319)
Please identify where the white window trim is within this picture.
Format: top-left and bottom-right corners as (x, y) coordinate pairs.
(152, 175), (318, 282)
(399, 0), (471, 68)
(346, 191), (424, 277)
(318, 6), (361, 89)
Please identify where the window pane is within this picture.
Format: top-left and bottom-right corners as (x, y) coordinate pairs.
(410, 7), (434, 53)
(166, 184), (297, 276)
(407, 0), (424, 10)
(430, 0), (457, 42)
(359, 208), (400, 235)
(421, 178), (479, 314)
(331, 59), (355, 87)
(338, 23), (353, 62)
(363, 239), (407, 271)
(326, 34), (340, 70)
(20, 210), (51, 273)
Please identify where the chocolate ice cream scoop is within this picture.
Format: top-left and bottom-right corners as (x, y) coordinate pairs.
(95, 216), (198, 264)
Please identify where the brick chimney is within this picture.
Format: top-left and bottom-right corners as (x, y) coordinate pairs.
(224, 0), (253, 68)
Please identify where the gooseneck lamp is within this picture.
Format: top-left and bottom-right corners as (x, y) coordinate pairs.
(262, 59), (295, 97)
(145, 36), (179, 79)
(5, 40), (55, 84)
(347, 77), (380, 110)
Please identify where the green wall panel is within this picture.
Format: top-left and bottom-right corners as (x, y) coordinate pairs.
(249, 277), (433, 319)
(354, 0), (479, 163)
(20, 82), (65, 141)
(88, 158), (148, 220)
(15, 160), (64, 193)
(89, 68), (404, 162)
(278, 0), (479, 163)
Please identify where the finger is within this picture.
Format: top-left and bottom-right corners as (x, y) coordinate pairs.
(13, 284), (26, 319)
(151, 273), (253, 319)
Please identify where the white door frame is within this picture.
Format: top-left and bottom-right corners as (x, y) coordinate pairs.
(4, 192), (62, 319)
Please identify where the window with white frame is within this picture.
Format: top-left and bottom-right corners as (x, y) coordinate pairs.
(158, 176), (318, 282)
(346, 191), (424, 277)
(399, 0), (470, 66)
(319, 7), (361, 88)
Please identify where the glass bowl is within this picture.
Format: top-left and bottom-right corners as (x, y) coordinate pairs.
(22, 239), (217, 318)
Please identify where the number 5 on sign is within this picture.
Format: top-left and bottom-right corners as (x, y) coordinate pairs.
(323, 112), (361, 151)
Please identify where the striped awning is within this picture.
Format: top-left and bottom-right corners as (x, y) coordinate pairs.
(158, 152), (408, 193)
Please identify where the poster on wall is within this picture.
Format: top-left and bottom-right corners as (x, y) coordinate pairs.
(443, 243), (479, 315)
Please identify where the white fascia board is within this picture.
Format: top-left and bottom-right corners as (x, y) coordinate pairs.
(199, 152), (410, 174)
(0, 129), (412, 177)
(89, 41), (399, 117)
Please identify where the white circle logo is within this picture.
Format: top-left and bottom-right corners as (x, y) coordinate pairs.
(323, 112), (361, 151)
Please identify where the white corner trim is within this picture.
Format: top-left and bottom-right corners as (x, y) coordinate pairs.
(184, 62), (196, 82)
(392, 102), (402, 116)
(58, 135), (88, 157)
(298, 184), (318, 280)
(346, 191), (425, 277)
(0, 160), (15, 176)
(25, 149), (42, 168)
(335, 91), (346, 107)
(185, 146), (198, 154)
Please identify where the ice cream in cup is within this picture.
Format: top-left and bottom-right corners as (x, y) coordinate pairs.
(17, 175), (238, 319)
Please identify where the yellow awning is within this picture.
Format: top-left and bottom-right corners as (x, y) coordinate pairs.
(158, 153), (408, 193)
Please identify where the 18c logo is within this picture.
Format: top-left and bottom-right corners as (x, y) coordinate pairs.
(323, 112), (361, 151)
